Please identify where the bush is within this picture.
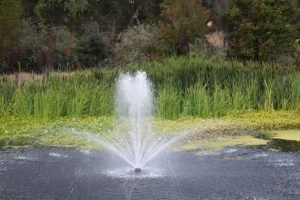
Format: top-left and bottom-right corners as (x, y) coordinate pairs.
(159, 0), (208, 55)
(226, 0), (299, 62)
(189, 38), (226, 60)
(114, 24), (159, 63)
(76, 36), (107, 67)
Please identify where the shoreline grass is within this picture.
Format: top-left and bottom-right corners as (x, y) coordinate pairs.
(0, 56), (300, 119)
(1, 56), (300, 151)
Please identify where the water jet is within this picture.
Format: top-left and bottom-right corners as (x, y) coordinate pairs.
(71, 71), (187, 171)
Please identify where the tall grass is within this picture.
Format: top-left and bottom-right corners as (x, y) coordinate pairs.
(183, 84), (210, 117)
(156, 86), (181, 119)
(0, 56), (300, 119)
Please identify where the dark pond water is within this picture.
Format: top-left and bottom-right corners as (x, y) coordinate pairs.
(0, 147), (299, 200)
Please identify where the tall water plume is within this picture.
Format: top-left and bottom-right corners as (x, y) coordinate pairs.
(73, 71), (186, 171)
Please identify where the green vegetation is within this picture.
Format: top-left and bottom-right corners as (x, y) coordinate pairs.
(0, 116), (114, 149)
(0, 111), (299, 150)
(159, 0), (208, 55)
(1, 56), (300, 119)
(1, 1), (300, 154)
(1, 0), (300, 72)
(226, 0), (299, 62)
(1, 56), (299, 151)
(0, 0), (22, 61)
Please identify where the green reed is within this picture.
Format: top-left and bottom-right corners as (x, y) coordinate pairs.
(0, 55), (299, 119)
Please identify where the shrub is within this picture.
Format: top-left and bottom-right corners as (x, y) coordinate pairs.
(226, 0), (299, 62)
(114, 24), (159, 64)
(159, 0), (208, 55)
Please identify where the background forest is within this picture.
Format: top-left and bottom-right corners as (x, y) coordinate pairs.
(1, 0), (300, 73)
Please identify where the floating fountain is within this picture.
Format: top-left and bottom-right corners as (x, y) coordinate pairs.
(72, 71), (186, 173)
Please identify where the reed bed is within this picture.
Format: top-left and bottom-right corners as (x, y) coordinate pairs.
(1, 56), (300, 119)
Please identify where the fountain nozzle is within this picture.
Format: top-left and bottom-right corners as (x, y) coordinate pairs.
(134, 168), (141, 173)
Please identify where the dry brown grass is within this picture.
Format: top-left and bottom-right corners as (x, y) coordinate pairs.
(0, 72), (44, 82)
(0, 70), (94, 83)
(206, 31), (225, 48)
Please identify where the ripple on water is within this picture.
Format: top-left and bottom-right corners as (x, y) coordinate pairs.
(224, 148), (238, 154)
(49, 152), (68, 158)
(0, 161), (7, 175)
(14, 156), (36, 161)
(103, 167), (168, 179)
(80, 150), (92, 155)
(271, 159), (295, 167)
(254, 152), (269, 158)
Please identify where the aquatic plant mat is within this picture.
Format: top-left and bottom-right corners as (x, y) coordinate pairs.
(0, 147), (299, 200)
(1, 111), (300, 150)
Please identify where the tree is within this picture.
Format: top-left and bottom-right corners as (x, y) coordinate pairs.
(226, 0), (300, 62)
(35, 0), (90, 26)
(211, 0), (229, 31)
(86, 0), (132, 33)
(134, 0), (163, 22)
(22, 0), (39, 18)
(35, 0), (133, 33)
(76, 35), (108, 67)
(0, 0), (22, 62)
(296, 1), (300, 38)
(159, 0), (209, 55)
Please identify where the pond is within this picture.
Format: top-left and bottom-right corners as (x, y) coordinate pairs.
(0, 147), (299, 200)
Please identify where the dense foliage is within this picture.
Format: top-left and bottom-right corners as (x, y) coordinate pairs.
(1, 56), (300, 119)
(0, 0), (22, 70)
(1, 0), (300, 73)
(226, 0), (300, 62)
(159, 0), (208, 55)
